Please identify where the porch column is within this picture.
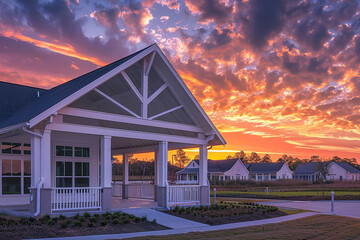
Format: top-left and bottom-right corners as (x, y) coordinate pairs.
(122, 153), (129, 199)
(157, 142), (168, 208)
(101, 135), (112, 210)
(199, 144), (210, 205)
(154, 150), (159, 201)
(30, 129), (41, 215)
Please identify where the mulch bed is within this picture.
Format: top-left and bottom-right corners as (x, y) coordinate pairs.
(165, 202), (286, 225)
(215, 193), (360, 201)
(0, 212), (167, 240)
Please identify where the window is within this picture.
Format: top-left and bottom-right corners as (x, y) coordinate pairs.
(23, 160), (31, 194)
(56, 161), (90, 188)
(2, 160), (21, 194)
(271, 174), (276, 180)
(74, 147), (90, 158)
(56, 162), (73, 187)
(24, 144), (31, 155)
(1, 142), (21, 154)
(56, 146), (73, 157)
(75, 162), (90, 187)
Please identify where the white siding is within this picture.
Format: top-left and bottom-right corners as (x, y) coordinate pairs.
(224, 159), (249, 180)
(276, 163), (293, 179)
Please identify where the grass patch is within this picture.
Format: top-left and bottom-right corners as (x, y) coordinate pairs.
(127, 215), (360, 240)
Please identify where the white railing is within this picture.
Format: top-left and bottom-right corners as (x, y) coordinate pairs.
(175, 180), (198, 185)
(168, 185), (200, 205)
(51, 187), (102, 211)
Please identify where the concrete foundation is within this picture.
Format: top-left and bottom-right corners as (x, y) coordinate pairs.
(157, 186), (167, 208)
(122, 184), (128, 199)
(153, 185), (157, 201)
(29, 188), (52, 216)
(102, 188), (112, 211)
(200, 185), (210, 206)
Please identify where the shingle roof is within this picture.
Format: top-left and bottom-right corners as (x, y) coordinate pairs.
(0, 45), (153, 129)
(177, 159), (239, 174)
(246, 162), (285, 173)
(335, 162), (360, 174)
(294, 162), (323, 174)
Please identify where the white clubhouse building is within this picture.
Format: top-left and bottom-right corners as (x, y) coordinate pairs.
(0, 44), (226, 216)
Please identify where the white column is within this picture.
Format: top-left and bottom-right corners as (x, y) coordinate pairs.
(101, 135), (112, 188)
(199, 144), (208, 186)
(154, 150), (159, 185)
(42, 129), (51, 188)
(31, 129), (41, 187)
(158, 142), (168, 187)
(122, 153), (129, 185)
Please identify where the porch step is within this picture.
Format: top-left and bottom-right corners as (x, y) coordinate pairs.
(120, 208), (209, 229)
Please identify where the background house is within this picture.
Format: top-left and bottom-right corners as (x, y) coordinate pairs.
(294, 162), (360, 181)
(246, 162), (293, 181)
(177, 159), (249, 183)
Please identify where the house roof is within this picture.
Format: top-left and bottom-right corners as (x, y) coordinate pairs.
(335, 162), (360, 174)
(0, 44), (226, 146)
(177, 159), (239, 174)
(294, 162), (324, 174)
(245, 162), (285, 174)
(0, 45), (152, 129)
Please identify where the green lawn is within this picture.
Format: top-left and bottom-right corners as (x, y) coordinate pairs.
(126, 215), (360, 240)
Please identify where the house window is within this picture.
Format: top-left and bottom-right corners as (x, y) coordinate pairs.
(56, 162), (73, 187)
(271, 174), (276, 180)
(1, 142), (21, 154)
(74, 147), (90, 158)
(225, 176), (230, 181)
(56, 146), (73, 157)
(24, 144), (31, 155)
(75, 162), (90, 187)
(2, 160), (21, 194)
(56, 161), (90, 188)
(236, 174), (241, 180)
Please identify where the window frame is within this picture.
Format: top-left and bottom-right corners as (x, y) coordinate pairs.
(0, 158), (31, 195)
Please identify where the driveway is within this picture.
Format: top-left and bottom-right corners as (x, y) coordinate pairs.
(264, 200), (360, 219)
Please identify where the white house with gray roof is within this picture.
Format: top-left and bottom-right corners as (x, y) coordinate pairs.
(294, 162), (360, 181)
(0, 44), (226, 216)
(177, 159), (249, 183)
(245, 162), (293, 181)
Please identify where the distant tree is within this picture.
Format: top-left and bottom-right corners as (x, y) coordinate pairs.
(310, 155), (320, 162)
(316, 161), (330, 181)
(193, 155), (199, 160)
(226, 155), (234, 159)
(248, 152), (261, 163)
(261, 154), (271, 163)
(174, 149), (190, 168)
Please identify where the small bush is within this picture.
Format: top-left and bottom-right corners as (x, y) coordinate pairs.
(48, 219), (55, 226)
(89, 217), (97, 223)
(101, 220), (108, 226)
(93, 214), (99, 218)
(152, 219), (157, 224)
(74, 214), (80, 220)
(88, 222), (94, 227)
(134, 217), (141, 223)
(112, 219), (119, 224)
(83, 212), (91, 218)
(73, 221), (82, 227)
(123, 218), (130, 224)
(59, 215), (66, 220)
(141, 216), (147, 222)
(61, 222), (68, 228)
(78, 217), (85, 223)
(28, 217), (35, 223)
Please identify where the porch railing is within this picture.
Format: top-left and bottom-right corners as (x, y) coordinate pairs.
(51, 187), (102, 211)
(168, 185), (200, 205)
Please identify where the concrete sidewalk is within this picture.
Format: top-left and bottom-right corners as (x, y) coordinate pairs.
(30, 212), (319, 240)
(120, 208), (209, 229)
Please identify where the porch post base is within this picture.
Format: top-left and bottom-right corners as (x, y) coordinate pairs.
(157, 186), (167, 208)
(102, 187), (112, 211)
(122, 184), (129, 199)
(200, 185), (210, 206)
(29, 188), (52, 217)
(153, 185), (157, 201)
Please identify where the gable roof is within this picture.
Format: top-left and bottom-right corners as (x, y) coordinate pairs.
(0, 45), (152, 130)
(0, 44), (226, 145)
(294, 162), (325, 174)
(334, 162), (360, 174)
(245, 162), (286, 174)
(177, 159), (240, 174)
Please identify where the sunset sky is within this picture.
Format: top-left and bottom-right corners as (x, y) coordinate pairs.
(1, 0), (360, 161)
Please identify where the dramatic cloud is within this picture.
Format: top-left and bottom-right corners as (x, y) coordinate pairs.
(1, 0), (360, 160)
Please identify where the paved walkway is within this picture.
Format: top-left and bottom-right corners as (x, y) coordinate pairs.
(263, 200), (360, 219)
(30, 212), (319, 240)
(121, 208), (209, 229)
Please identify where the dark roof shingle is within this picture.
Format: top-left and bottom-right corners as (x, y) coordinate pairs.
(246, 162), (286, 173)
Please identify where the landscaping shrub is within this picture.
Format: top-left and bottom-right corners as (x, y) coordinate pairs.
(88, 222), (94, 227)
(101, 220), (108, 226)
(112, 219), (119, 224)
(59, 215), (66, 220)
(73, 221), (82, 227)
(83, 212), (91, 218)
